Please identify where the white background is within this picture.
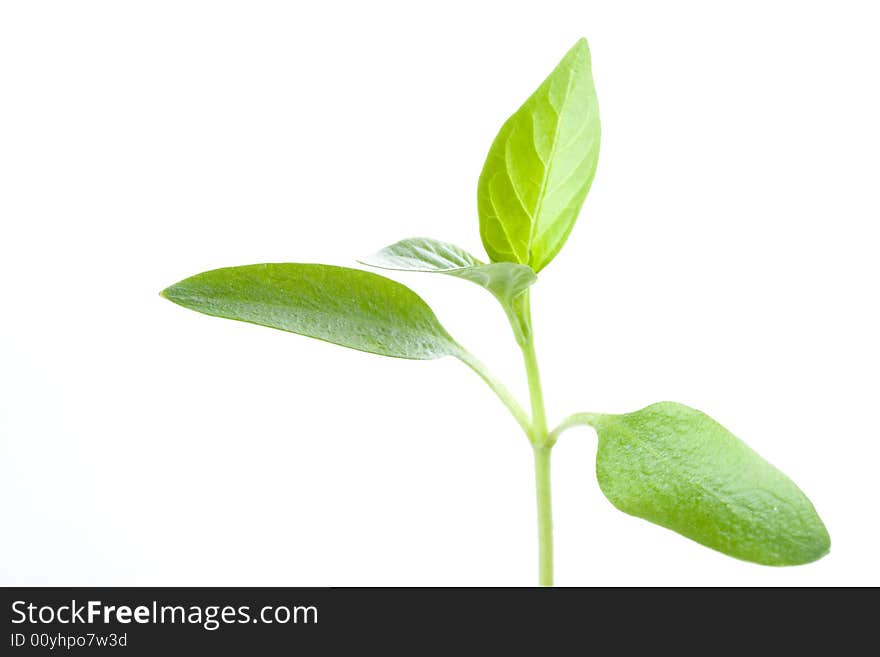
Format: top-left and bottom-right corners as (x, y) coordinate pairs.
(2, 1), (878, 586)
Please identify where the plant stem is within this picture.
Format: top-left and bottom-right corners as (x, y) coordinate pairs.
(522, 333), (548, 440)
(533, 444), (553, 586)
(513, 290), (554, 585)
(456, 348), (531, 436)
(461, 288), (556, 585)
(547, 412), (600, 445)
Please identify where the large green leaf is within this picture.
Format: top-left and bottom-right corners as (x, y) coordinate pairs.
(587, 402), (829, 566)
(360, 237), (536, 307)
(161, 263), (459, 359)
(478, 37), (601, 272)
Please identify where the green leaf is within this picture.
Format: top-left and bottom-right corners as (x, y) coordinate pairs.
(478, 37), (601, 272)
(161, 263), (459, 360)
(360, 237), (536, 307)
(587, 402), (830, 566)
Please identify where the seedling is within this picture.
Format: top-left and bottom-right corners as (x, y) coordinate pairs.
(162, 38), (829, 585)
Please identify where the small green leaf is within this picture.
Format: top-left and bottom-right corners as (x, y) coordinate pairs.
(360, 237), (536, 307)
(478, 37), (601, 272)
(588, 402), (830, 566)
(161, 263), (459, 360)
(361, 237), (482, 271)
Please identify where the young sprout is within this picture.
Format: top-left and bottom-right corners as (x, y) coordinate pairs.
(162, 38), (829, 585)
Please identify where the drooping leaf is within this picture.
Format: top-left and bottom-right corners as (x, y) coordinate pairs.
(360, 237), (536, 307)
(586, 402), (830, 566)
(478, 37), (601, 272)
(161, 263), (459, 360)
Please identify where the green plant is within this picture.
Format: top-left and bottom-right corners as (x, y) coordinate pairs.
(161, 38), (829, 585)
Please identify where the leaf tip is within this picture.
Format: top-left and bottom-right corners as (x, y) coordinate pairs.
(356, 249), (388, 270)
(780, 530), (830, 567)
(804, 520), (832, 565)
(568, 36), (591, 61)
(159, 282), (185, 305)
